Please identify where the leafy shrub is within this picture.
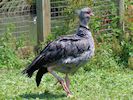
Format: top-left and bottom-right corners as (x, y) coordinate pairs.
(120, 39), (133, 66)
(124, 0), (133, 68)
(0, 24), (34, 69)
(0, 25), (23, 68)
(111, 0), (133, 68)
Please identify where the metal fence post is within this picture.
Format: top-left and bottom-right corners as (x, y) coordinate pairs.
(36, 0), (51, 44)
(118, 0), (125, 31)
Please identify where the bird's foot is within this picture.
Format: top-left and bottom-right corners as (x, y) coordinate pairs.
(59, 80), (71, 96)
(67, 93), (74, 98)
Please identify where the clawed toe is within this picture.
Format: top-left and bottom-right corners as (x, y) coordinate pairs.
(67, 93), (74, 98)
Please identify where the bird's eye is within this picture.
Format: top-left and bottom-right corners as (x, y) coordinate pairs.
(86, 11), (90, 14)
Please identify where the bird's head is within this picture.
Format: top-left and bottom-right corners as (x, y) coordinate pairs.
(76, 7), (94, 19)
(76, 7), (94, 27)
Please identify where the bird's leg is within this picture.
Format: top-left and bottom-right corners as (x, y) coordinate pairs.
(65, 74), (70, 90)
(47, 67), (71, 96)
(65, 74), (73, 97)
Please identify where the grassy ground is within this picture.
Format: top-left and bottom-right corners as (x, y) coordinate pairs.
(0, 67), (133, 100)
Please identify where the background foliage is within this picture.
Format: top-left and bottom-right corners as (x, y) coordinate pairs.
(0, 0), (132, 69)
(0, 0), (133, 99)
(0, 24), (34, 69)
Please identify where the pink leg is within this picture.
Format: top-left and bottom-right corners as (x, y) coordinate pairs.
(65, 74), (70, 89)
(65, 74), (73, 97)
(59, 80), (71, 96)
(47, 67), (71, 96)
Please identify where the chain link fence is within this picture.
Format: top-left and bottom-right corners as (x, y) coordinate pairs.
(0, 0), (119, 44)
(0, 0), (37, 44)
(92, 0), (118, 33)
(50, 0), (118, 34)
(50, 0), (68, 33)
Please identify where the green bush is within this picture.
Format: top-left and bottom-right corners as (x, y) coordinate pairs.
(111, 0), (133, 68)
(0, 24), (34, 69)
(0, 25), (23, 68)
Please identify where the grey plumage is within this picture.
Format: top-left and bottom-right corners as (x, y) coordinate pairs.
(22, 7), (95, 93)
(23, 28), (94, 73)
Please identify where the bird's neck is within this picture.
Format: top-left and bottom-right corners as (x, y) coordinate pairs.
(76, 18), (91, 37)
(79, 18), (89, 29)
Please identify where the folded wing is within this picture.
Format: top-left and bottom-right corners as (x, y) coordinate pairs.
(22, 35), (90, 77)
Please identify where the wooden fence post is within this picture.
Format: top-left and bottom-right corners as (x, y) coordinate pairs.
(117, 0), (125, 31)
(36, 0), (51, 44)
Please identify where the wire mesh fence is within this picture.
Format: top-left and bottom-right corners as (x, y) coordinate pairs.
(0, 0), (119, 45)
(92, 0), (118, 33)
(0, 0), (37, 44)
(50, 0), (68, 33)
(50, 0), (118, 34)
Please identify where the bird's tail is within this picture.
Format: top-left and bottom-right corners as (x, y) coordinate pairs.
(36, 67), (48, 87)
(22, 54), (44, 78)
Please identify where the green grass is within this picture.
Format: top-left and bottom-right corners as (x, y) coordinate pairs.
(0, 67), (133, 100)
